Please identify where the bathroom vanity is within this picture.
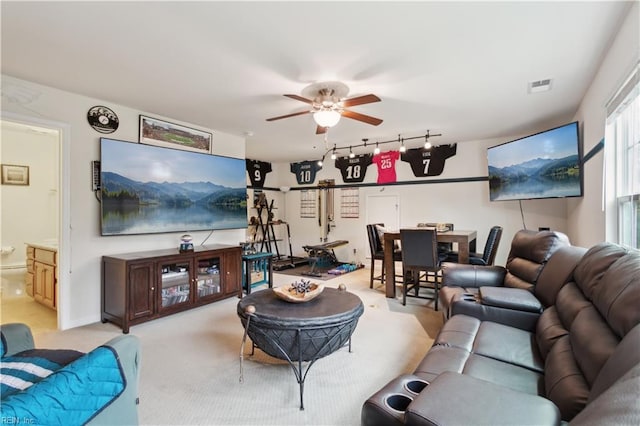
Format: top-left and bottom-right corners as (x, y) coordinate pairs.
(26, 242), (57, 310)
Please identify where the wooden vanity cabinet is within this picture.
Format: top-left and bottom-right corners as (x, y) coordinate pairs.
(26, 244), (57, 310)
(102, 244), (242, 333)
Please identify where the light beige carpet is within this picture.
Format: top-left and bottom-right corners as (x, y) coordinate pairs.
(28, 268), (444, 426)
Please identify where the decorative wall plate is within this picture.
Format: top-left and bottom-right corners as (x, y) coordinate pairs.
(87, 105), (119, 134)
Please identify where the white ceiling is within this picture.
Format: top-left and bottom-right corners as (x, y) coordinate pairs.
(1, 1), (632, 162)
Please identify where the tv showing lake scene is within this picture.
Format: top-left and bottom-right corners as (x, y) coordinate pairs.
(487, 122), (582, 201)
(100, 138), (247, 236)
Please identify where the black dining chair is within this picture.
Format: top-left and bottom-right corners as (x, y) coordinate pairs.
(399, 228), (441, 309)
(417, 222), (454, 256)
(366, 223), (402, 289)
(444, 225), (503, 266)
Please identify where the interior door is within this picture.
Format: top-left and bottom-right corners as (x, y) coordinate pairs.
(365, 194), (400, 264)
(366, 194), (400, 230)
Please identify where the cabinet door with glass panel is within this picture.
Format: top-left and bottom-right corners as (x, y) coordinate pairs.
(158, 258), (193, 312)
(194, 253), (223, 302)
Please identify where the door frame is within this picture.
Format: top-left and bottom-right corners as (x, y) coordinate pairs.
(2, 112), (71, 330)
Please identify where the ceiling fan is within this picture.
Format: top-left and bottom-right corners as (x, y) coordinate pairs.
(266, 81), (383, 134)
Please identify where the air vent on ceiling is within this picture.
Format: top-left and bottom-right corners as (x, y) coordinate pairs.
(528, 79), (553, 94)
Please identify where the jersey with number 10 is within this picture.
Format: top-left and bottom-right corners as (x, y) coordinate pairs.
(246, 159), (272, 188)
(290, 161), (322, 185)
(335, 154), (373, 183)
(372, 150), (400, 184)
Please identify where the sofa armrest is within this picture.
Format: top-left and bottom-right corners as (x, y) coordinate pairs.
(479, 286), (543, 313)
(1, 323), (35, 356)
(88, 335), (141, 425)
(405, 372), (560, 426)
(441, 263), (506, 289)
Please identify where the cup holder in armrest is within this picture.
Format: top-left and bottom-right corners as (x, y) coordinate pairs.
(404, 379), (429, 395)
(461, 293), (477, 302)
(384, 393), (413, 412)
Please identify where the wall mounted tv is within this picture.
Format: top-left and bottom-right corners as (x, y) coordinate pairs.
(487, 121), (582, 202)
(100, 138), (247, 236)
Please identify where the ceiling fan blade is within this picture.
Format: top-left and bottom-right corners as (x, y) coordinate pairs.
(341, 109), (383, 126)
(316, 125), (328, 135)
(284, 94), (314, 104)
(341, 94), (381, 107)
(266, 110), (311, 121)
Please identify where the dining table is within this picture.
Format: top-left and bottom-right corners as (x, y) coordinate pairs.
(383, 229), (477, 298)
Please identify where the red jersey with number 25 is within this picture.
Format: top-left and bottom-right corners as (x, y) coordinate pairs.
(372, 150), (400, 184)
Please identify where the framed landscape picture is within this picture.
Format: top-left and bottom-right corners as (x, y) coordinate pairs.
(139, 115), (212, 154)
(1, 164), (29, 185)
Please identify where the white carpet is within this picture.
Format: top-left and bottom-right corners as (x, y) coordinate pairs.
(32, 268), (444, 426)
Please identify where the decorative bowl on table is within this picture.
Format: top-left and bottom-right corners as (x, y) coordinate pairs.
(273, 280), (324, 303)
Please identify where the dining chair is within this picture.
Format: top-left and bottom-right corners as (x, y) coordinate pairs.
(417, 222), (454, 256)
(366, 224), (402, 289)
(444, 225), (503, 266)
(399, 228), (441, 309)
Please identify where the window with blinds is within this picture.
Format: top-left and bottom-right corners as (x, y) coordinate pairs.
(605, 64), (639, 249)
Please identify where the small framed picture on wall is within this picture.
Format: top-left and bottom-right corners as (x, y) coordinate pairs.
(1, 164), (29, 185)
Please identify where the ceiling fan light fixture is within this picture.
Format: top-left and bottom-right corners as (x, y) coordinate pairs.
(313, 110), (341, 128)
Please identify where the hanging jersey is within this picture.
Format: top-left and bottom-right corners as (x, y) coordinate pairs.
(290, 160), (322, 185)
(401, 144), (457, 177)
(372, 150), (400, 184)
(246, 159), (272, 188)
(335, 154), (373, 183)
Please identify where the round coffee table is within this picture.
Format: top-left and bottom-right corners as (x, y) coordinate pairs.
(237, 286), (364, 409)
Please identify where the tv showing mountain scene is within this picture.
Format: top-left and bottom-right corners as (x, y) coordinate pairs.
(487, 122), (582, 201)
(100, 138), (247, 236)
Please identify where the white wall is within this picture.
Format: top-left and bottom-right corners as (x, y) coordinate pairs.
(1, 75), (246, 329)
(0, 123), (59, 268)
(568, 2), (639, 248)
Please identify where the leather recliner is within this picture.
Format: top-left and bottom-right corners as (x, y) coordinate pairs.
(362, 242), (640, 425)
(438, 229), (572, 330)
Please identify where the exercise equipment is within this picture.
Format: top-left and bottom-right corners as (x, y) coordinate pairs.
(301, 240), (349, 277)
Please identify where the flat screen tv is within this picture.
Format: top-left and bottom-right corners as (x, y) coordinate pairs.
(100, 138), (247, 236)
(487, 121), (582, 201)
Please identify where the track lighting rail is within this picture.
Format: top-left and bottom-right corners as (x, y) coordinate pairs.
(321, 131), (442, 163)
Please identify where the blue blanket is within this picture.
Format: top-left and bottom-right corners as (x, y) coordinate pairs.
(1, 346), (125, 426)
(1, 349), (84, 396)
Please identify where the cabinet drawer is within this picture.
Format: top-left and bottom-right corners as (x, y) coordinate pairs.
(26, 246), (35, 259)
(34, 248), (56, 265)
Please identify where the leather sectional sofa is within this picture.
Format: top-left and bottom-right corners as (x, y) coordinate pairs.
(362, 241), (640, 425)
(439, 229), (573, 330)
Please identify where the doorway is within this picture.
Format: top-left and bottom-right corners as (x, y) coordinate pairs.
(0, 118), (63, 333)
(366, 193), (400, 230)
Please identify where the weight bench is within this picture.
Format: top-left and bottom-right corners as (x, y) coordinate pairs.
(302, 240), (349, 277)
